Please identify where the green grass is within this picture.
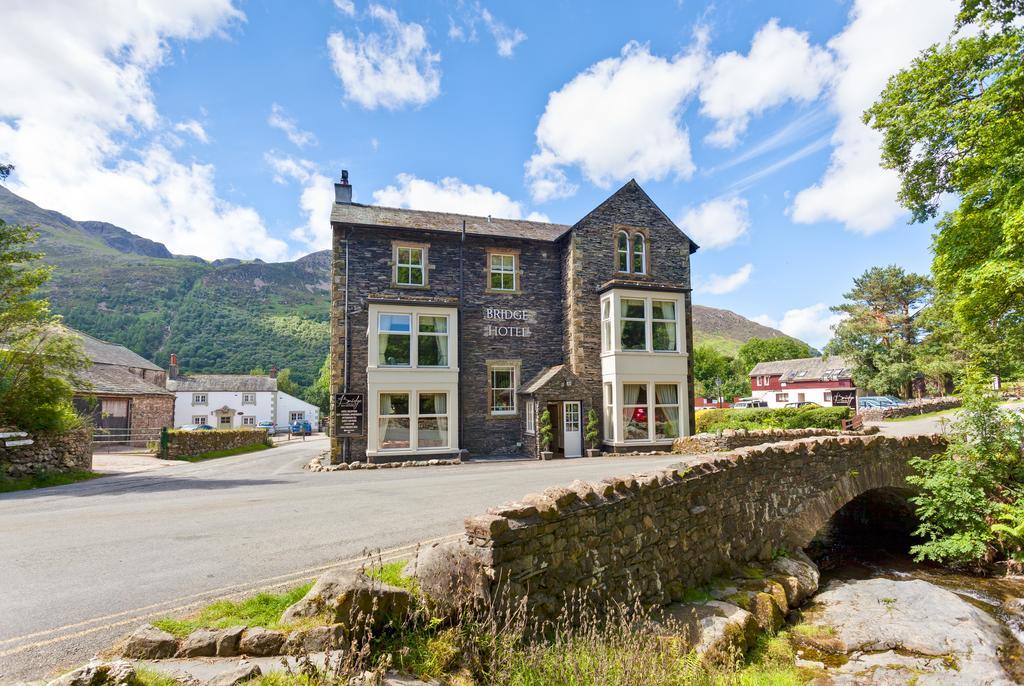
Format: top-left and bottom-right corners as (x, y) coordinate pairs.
(179, 442), (272, 463)
(365, 560), (418, 592)
(135, 668), (181, 686)
(0, 470), (104, 493)
(151, 582), (313, 637)
(888, 408), (959, 422)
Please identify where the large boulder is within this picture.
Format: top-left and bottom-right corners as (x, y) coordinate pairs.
(238, 626), (287, 656)
(121, 624), (177, 659)
(280, 569), (411, 636)
(282, 623), (347, 654)
(46, 660), (136, 686)
(206, 662), (262, 686)
(401, 539), (488, 617)
(650, 600), (757, 660)
(768, 549), (819, 606)
(176, 628), (219, 657)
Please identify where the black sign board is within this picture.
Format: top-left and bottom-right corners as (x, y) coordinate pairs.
(334, 393), (365, 436)
(831, 389), (857, 409)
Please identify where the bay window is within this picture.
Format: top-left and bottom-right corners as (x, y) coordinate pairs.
(652, 300), (677, 352)
(622, 383), (648, 440)
(654, 384), (680, 439)
(379, 314), (412, 366)
(417, 393), (448, 448)
(417, 316), (448, 367)
(379, 393), (411, 449)
(617, 381), (683, 442)
(601, 299), (612, 352)
(620, 299), (647, 351)
(377, 313), (450, 368)
(603, 292), (683, 354)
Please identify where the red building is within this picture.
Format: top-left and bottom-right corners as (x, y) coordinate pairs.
(748, 356), (855, 408)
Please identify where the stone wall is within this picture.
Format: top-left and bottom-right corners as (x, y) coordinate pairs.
(1, 427), (93, 478)
(860, 397), (961, 421)
(129, 395), (174, 447)
(463, 433), (946, 619)
(163, 429), (270, 460)
(671, 426), (879, 454)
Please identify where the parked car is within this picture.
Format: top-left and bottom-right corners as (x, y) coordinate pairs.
(178, 424), (214, 431)
(733, 399), (768, 409)
(858, 396), (905, 409)
(257, 420), (279, 435)
(290, 420), (312, 436)
(784, 402), (820, 408)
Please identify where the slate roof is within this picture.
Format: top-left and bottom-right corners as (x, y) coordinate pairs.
(748, 356), (853, 382)
(331, 202), (572, 242)
(167, 374), (278, 392)
(77, 364), (173, 396)
(70, 328), (163, 371)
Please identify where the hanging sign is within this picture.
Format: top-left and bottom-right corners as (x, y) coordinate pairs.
(334, 393), (365, 436)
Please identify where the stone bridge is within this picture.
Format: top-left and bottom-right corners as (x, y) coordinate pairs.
(463, 433), (946, 618)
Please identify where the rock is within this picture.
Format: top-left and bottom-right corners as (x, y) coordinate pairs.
(238, 626), (287, 656)
(216, 626), (245, 657)
(280, 569), (411, 636)
(177, 628), (219, 657)
(349, 671), (441, 686)
(46, 659), (136, 686)
(122, 624), (177, 659)
(768, 549), (819, 606)
(804, 578), (1013, 685)
(401, 539), (488, 617)
(283, 623), (346, 654)
(649, 600), (757, 660)
(206, 662), (262, 686)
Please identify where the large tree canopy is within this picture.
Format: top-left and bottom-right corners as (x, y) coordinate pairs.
(736, 337), (816, 375)
(866, 11), (1024, 373)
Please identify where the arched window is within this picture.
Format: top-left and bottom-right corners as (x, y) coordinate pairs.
(616, 232), (630, 272)
(632, 234), (646, 274)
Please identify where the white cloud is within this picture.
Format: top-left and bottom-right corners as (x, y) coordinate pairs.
(790, 0), (959, 233)
(0, 0), (290, 262)
(447, 4), (527, 58)
(327, 5), (441, 110)
(333, 0), (355, 16)
(373, 173), (541, 220)
(700, 19), (834, 148)
(265, 153), (334, 251)
(526, 38), (705, 202)
(698, 263), (753, 295)
(754, 303), (846, 348)
(267, 103), (317, 148)
(677, 196), (749, 249)
(173, 119), (209, 143)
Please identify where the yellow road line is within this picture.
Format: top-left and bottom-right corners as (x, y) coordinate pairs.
(0, 533), (459, 658)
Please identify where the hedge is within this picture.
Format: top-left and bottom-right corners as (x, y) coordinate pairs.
(695, 406), (851, 433)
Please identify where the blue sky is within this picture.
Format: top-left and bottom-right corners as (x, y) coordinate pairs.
(0, 0), (961, 347)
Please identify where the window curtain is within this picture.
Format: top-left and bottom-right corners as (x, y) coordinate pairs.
(655, 384), (679, 439)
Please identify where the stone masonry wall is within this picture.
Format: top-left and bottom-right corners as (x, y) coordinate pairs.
(464, 433), (946, 619)
(860, 397), (961, 422)
(164, 429), (270, 460)
(671, 426), (879, 455)
(129, 395), (174, 447)
(1, 427), (93, 478)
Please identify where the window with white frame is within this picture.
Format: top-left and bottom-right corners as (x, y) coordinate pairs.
(489, 366), (516, 415)
(616, 231), (630, 272)
(192, 415), (207, 425)
(489, 253), (517, 291)
(622, 383), (649, 441)
(601, 299), (612, 352)
(242, 393), (256, 405)
(290, 411), (305, 422)
(824, 391), (833, 404)
(192, 393), (207, 405)
(603, 383), (614, 440)
(632, 234), (646, 274)
(654, 384), (680, 439)
(378, 313), (451, 368)
(394, 246), (426, 287)
(651, 300), (677, 352)
(525, 399), (536, 434)
(242, 416), (256, 426)
(620, 382), (683, 442)
(776, 393), (789, 403)
(620, 298), (647, 351)
(379, 393), (410, 449)
(417, 393), (449, 448)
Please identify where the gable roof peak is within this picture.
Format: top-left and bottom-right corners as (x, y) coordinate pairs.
(572, 179), (699, 253)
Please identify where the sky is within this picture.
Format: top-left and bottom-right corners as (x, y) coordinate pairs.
(0, 0), (962, 349)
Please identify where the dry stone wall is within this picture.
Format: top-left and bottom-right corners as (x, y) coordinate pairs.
(671, 426), (878, 454)
(164, 428), (270, 460)
(464, 433), (946, 619)
(1, 427), (92, 478)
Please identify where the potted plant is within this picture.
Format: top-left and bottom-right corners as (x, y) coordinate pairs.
(585, 408), (601, 457)
(538, 409), (554, 460)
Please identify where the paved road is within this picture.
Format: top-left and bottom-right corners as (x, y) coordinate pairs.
(0, 438), (685, 682)
(871, 401), (1024, 437)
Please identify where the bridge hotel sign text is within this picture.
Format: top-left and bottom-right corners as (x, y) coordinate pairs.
(483, 307), (533, 338)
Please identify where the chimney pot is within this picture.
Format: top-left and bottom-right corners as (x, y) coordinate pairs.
(335, 170), (352, 204)
(270, 366), (278, 379)
(168, 353), (179, 380)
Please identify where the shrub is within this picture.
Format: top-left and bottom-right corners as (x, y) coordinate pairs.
(585, 408), (600, 449)
(696, 407), (851, 433)
(538, 409), (553, 452)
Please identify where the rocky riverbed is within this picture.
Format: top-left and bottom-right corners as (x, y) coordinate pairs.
(793, 554), (1024, 685)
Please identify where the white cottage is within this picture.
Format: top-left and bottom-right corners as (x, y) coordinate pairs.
(166, 358), (319, 430)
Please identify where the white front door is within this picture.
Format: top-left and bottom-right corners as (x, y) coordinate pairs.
(563, 401), (582, 458)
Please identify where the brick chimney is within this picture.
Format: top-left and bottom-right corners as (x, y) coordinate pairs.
(270, 365), (278, 379)
(334, 169), (352, 204)
(168, 353), (178, 380)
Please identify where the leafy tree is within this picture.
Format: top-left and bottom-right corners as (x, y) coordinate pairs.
(736, 337), (816, 375)
(692, 344), (749, 401)
(826, 266), (931, 396)
(866, 8), (1024, 373)
(0, 221), (86, 432)
(275, 368), (300, 397)
(249, 367), (266, 376)
(304, 355), (330, 415)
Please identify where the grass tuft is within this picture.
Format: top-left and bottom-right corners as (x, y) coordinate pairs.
(151, 582), (313, 636)
(0, 470), (103, 493)
(365, 559), (419, 593)
(134, 667), (180, 686)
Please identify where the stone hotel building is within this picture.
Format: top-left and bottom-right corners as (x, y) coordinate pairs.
(328, 173), (698, 463)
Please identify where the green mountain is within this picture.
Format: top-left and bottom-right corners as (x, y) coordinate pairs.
(0, 185), (801, 388)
